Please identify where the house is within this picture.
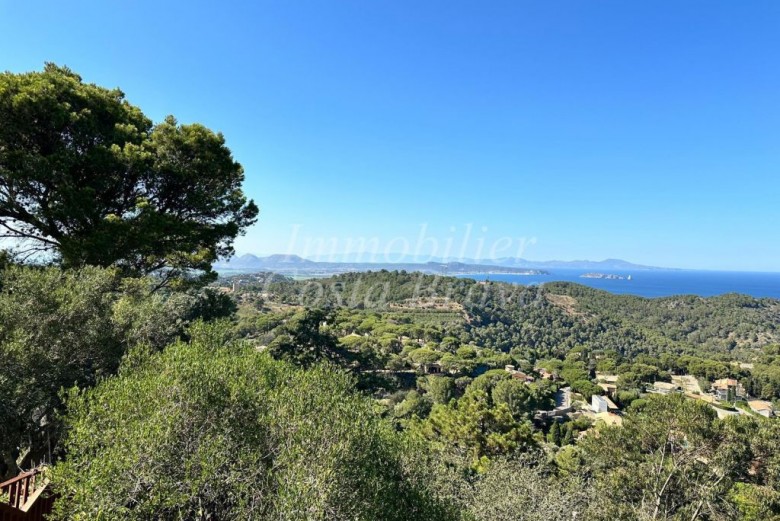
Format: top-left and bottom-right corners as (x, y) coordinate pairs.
(417, 362), (443, 374)
(595, 373), (620, 384)
(511, 372), (535, 383)
(592, 394), (619, 413)
(711, 378), (744, 401)
(597, 382), (618, 398)
(538, 368), (558, 381)
(650, 381), (680, 395)
(748, 400), (774, 418)
(505, 365), (534, 383)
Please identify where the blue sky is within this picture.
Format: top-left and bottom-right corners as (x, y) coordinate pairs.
(1, 1), (779, 270)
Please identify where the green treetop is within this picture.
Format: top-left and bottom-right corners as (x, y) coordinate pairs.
(0, 64), (258, 286)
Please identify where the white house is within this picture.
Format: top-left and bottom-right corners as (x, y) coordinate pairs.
(592, 395), (609, 413)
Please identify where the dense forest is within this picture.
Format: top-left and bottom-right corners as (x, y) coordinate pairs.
(225, 270), (780, 400)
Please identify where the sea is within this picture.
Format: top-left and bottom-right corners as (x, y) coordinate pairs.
(457, 269), (780, 299)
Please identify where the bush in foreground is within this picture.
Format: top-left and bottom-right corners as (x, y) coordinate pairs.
(52, 322), (451, 520)
(0, 265), (196, 474)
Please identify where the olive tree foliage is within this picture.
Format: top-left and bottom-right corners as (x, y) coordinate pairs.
(0, 265), (216, 476)
(52, 322), (453, 521)
(577, 394), (778, 521)
(423, 450), (591, 521)
(0, 64), (258, 286)
(464, 456), (590, 521)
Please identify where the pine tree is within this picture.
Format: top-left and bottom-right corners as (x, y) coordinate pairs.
(561, 424), (574, 446)
(547, 421), (561, 446)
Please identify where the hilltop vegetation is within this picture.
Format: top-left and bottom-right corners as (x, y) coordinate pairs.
(546, 282), (780, 352)
(227, 270), (780, 363)
(226, 269), (780, 412)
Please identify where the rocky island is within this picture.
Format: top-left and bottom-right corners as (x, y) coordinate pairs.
(580, 272), (631, 280)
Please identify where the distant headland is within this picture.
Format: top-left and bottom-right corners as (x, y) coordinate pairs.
(214, 254), (549, 277)
(214, 254), (669, 277)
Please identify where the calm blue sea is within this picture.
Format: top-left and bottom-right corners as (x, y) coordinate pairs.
(458, 269), (780, 299)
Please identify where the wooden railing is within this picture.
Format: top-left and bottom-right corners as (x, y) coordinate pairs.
(1, 470), (39, 510)
(0, 469), (54, 521)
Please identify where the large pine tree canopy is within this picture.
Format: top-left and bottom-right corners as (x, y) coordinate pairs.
(0, 64), (258, 286)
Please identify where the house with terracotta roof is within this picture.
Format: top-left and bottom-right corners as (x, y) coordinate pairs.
(748, 400), (774, 417)
(505, 365), (534, 383)
(711, 378), (745, 401)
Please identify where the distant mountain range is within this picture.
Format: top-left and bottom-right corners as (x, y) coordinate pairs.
(302, 254), (665, 270)
(214, 254), (548, 276)
(214, 253), (667, 276)
(485, 257), (664, 270)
